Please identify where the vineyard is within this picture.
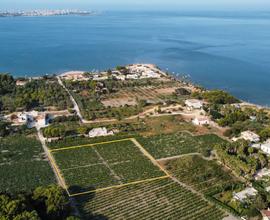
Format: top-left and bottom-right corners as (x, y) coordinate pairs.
(75, 178), (227, 220)
(165, 155), (240, 195)
(0, 135), (55, 193)
(137, 132), (227, 159)
(51, 139), (167, 195)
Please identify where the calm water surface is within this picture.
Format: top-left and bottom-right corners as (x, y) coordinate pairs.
(1, 11), (270, 105)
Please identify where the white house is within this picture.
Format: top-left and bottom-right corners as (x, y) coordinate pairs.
(93, 75), (108, 81)
(113, 74), (126, 81)
(141, 70), (161, 79)
(18, 112), (31, 123)
(185, 99), (203, 110)
(17, 111), (48, 129)
(233, 187), (258, 202)
(254, 168), (270, 180)
(89, 127), (114, 138)
(192, 117), (210, 126)
(16, 80), (27, 86)
(240, 131), (260, 143)
(126, 74), (139, 80)
(35, 114), (47, 128)
(261, 140), (270, 155)
(61, 71), (87, 81)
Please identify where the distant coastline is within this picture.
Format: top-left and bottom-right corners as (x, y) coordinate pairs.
(0, 9), (95, 17)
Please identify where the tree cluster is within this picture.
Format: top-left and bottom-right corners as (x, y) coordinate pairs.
(0, 185), (78, 220)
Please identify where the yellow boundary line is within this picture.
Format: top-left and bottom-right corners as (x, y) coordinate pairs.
(130, 138), (171, 177)
(70, 175), (169, 197)
(49, 138), (132, 152)
(49, 138), (170, 197)
(48, 150), (71, 196)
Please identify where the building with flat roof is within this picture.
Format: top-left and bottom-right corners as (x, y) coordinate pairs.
(185, 99), (203, 110)
(233, 187), (257, 202)
(234, 131), (260, 143)
(89, 127), (114, 138)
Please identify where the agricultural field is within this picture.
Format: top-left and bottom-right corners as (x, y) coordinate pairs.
(137, 132), (227, 159)
(0, 135), (55, 193)
(63, 77), (187, 120)
(51, 139), (167, 195)
(101, 85), (183, 107)
(141, 115), (196, 136)
(75, 178), (227, 220)
(165, 155), (241, 195)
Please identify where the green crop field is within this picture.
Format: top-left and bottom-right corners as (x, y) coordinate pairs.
(75, 178), (227, 220)
(0, 135), (55, 193)
(51, 139), (166, 195)
(137, 132), (227, 159)
(166, 155), (240, 195)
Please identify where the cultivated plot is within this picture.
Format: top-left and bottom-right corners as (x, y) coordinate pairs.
(137, 132), (227, 159)
(76, 178), (227, 220)
(50, 138), (168, 196)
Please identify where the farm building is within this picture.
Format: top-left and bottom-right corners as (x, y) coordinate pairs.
(185, 99), (203, 110)
(233, 131), (260, 143)
(254, 168), (270, 180)
(126, 74), (139, 80)
(192, 117), (210, 126)
(128, 64), (162, 79)
(60, 71), (88, 81)
(16, 111), (49, 129)
(16, 80), (28, 86)
(18, 112), (33, 123)
(93, 75), (109, 81)
(233, 187), (258, 202)
(261, 140), (270, 155)
(89, 127), (114, 138)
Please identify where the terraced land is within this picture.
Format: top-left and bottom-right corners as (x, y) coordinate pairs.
(76, 178), (227, 220)
(137, 132), (227, 159)
(51, 139), (166, 195)
(0, 135), (55, 193)
(166, 155), (240, 195)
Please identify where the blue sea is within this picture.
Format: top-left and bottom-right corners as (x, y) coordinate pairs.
(1, 11), (270, 105)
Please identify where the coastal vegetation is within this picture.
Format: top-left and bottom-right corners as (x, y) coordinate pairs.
(2, 64), (270, 220)
(0, 74), (72, 113)
(214, 140), (268, 178)
(192, 90), (239, 105)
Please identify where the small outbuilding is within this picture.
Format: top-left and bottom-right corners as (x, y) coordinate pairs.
(89, 127), (114, 138)
(239, 131), (260, 143)
(233, 187), (258, 202)
(192, 117), (209, 126)
(185, 99), (203, 110)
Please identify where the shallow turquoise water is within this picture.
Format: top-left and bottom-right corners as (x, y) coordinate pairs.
(1, 11), (270, 105)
